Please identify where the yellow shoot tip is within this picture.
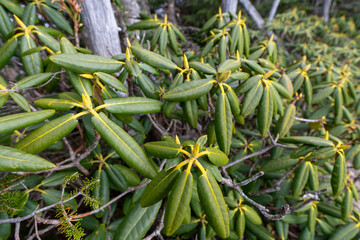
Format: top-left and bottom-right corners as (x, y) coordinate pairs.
(13, 14), (27, 30)
(126, 47), (131, 61)
(126, 38), (131, 47)
(183, 54), (189, 69)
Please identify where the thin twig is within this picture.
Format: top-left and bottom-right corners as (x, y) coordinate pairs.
(15, 222), (21, 240)
(27, 225), (57, 240)
(295, 117), (324, 123)
(143, 201), (166, 240)
(147, 114), (166, 135)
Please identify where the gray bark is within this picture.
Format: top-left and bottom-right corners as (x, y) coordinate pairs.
(81, 0), (122, 57)
(323, 0), (331, 23)
(238, 0), (265, 30)
(121, 0), (141, 26)
(267, 0), (280, 23)
(139, 0), (151, 15)
(221, 0), (238, 14)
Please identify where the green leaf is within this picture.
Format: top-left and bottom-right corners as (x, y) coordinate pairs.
(215, 91), (232, 155)
(312, 87), (334, 104)
(182, 99), (198, 128)
(41, 171), (77, 187)
(15, 73), (52, 90)
(243, 205), (262, 225)
(241, 81), (264, 116)
(198, 170), (229, 238)
(141, 167), (181, 207)
(0, 110), (55, 135)
(67, 71), (94, 96)
(189, 61), (216, 75)
(279, 136), (334, 147)
(292, 161), (310, 197)
(50, 54), (123, 73)
(9, 92), (30, 112)
(34, 98), (77, 111)
(163, 171), (193, 236)
(136, 73), (159, 99)
(341, 188), (353, 221)
(105, 164), (127, 192)
(206, 147), (229, 166)
(41, 4), (73, 34)
(14, 113), (78, 154)
(0, 4), (15, 38)
(42, 189), (77, 209)
(88, 224), (107, 240)
(0, 0), (24, 17)
(0, 37), (17, 70)
(91, 112), (157, 179)
(125, 59), (142, 77)
(274, 104), (296, 138)
(113, 164), (140, 186)
(144, 141), (182, 159)
(0, 212), (11, 240)
(261, 155), (297, 173)
(95, 72), (127, 92)
(331, 153), (347, 197)
(130, 46), (177, 70)
(104, 97), (162, 114)
(163, 79), (214, 102)
(235, 74), (262, 94)
(329, 222), (359, 240)
(35, 26), (61, 52)
(20, 34), (43, 76)
(22, 4), (36, 26)
(127, 20), (160, 30)
(0, 145), (55, 172)
(246, 220), (275, 240)
(217, 59), (241, 73)
(114, 201), (162, 240)
(257, 84), (273, 136)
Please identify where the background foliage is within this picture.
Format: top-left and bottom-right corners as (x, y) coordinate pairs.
(0, 0), (360, 239)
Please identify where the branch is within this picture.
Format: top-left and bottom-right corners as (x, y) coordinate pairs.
(221, 174), (291, 220)
(239, 0), (265, 30)
(72, 180), (150, 220)
(295, 117), (324, 123)
(267, 0), (280, 23)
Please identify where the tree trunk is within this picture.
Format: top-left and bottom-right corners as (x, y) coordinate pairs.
(323, 0), (331, 23)
(167, 0), (177, 25)
(81, 0), (121, 57)
(267, 0), (280, 23)
(121, 0), (141, 26)
(238, 0), (265, 30)
(221, 0), (238, 14)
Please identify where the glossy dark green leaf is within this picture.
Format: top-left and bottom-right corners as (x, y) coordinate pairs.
(14, 113), (78, 154)
(144, 141), (182, 159)
(279, 136), (334, 147)
(331, 153), (347, 197)
(50, 54), (123, 73)
(0, 37), (17, 70)
(41, 4), (73, 34)
(206, 147), (229, 166)
(163, 79), (214, 102)
(0, 145), (55, 172)
(241, 81), (264, 116)
(215, 92), (232, 155)
(131, 46), (177, 70)
(0, 110), (55, 135)
(20, 34), (43, 75)
(163, 171), (193, 236)
(91, 112), (157, 179)
(104, 97), (162, 114)
(198, 170), (229, 238)
(141, 167), (181, 207)
(114, 201), (162, 240)
(9, 92), (30, 112)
